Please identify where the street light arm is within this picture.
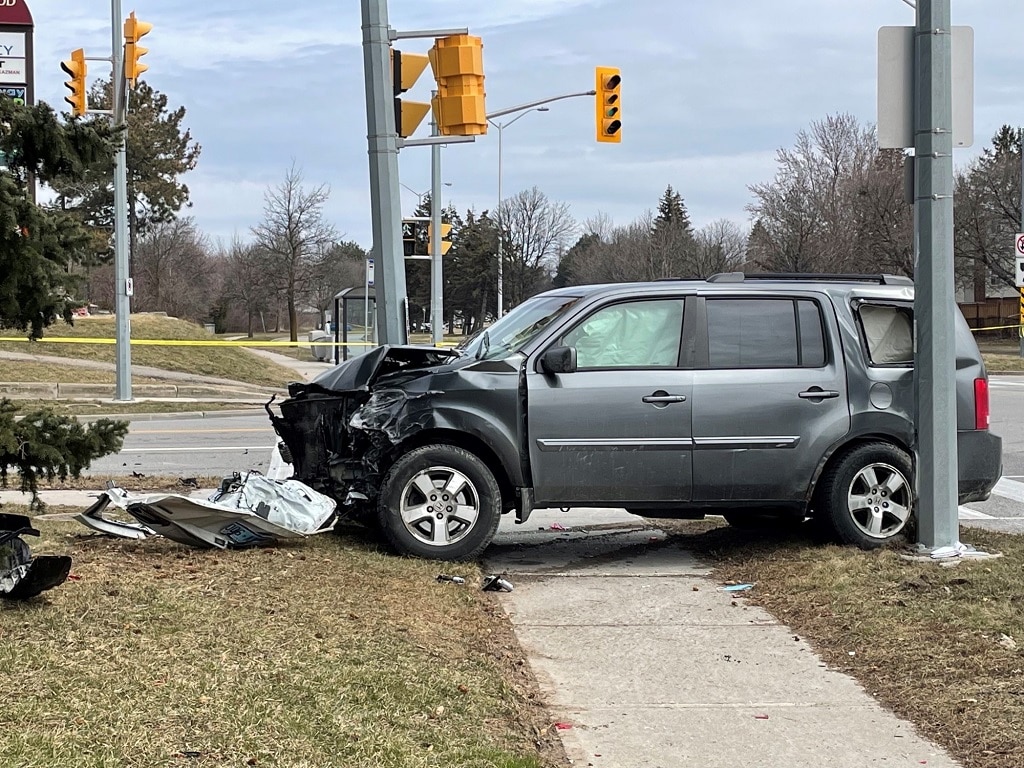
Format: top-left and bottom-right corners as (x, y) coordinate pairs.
(490, 108), (539, 130)
(486, 90), (597, 121)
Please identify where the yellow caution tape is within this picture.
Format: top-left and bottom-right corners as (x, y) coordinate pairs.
(969, 324), (1023, 333)
(0, 336), (460, 348)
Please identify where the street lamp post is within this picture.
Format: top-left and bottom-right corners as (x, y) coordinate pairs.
(490, 107), (548, 319)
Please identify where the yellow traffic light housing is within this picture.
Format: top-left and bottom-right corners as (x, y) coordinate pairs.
(391, 49), (431, 139)
(123, 11), (153, 86)
(595, 66), (621, 143)
(60, 48), (87, 117)
(428, 222), (453, 256)
(429, 34), (486, 137)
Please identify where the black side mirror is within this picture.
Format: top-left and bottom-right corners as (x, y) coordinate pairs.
(540, 346), (577, 374)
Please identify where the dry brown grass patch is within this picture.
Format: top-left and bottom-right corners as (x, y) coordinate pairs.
(0, 514), (565, 767)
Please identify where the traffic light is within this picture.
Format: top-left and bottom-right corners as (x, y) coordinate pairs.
(428, 222), (453, 256)
(429, 34), (486, 137)
(595, 66), (621, 143)
(123, 11), (153, 86)
(391, 49), (431, 139)
(60, 48), (87, 117)
(402, 218), (427, 257)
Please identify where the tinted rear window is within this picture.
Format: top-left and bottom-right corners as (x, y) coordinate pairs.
(707, 298), (826, 369)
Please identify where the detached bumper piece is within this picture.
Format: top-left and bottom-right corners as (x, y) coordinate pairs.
(76, 474), (338, 550)
(0, 513), (72, 600)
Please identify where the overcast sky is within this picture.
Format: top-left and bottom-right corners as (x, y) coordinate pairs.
(25, 0), (1024, 249)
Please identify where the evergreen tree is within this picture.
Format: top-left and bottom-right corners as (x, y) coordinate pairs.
(554, 233), (600, 288)
(446, 210), (499, 334)
(0, 95), (128, 507)
(652, 185), (691, 236)
(51, 79), (201, 270)
(0, 97), (113, 336)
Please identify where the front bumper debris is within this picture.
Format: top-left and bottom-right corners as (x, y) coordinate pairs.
(0, 513), (72, 600)
(76, 474), (338, 549)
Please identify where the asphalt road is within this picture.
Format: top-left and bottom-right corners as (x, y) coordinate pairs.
(86, 412), (278, 478)
(85, 375), (1024, 533)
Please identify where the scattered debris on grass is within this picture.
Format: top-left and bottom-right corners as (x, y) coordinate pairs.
(0, 513), (71, 599)
(76, 473), (336, 549)
(482, 575), (514, 593)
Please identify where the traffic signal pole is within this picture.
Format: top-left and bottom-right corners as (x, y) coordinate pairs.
(913, 0), (958, 549)
(361, 0), (408, 346)
(111, 0), (132, 401)
(429, 94), (444, 346)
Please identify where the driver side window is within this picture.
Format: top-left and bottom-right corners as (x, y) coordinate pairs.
(560, 299), (684, 369)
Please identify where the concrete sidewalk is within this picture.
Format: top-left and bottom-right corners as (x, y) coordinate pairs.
(489, 509), (961, 768)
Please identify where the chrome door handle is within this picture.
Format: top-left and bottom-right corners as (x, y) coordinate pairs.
(798, 388), (840, 400)
(642, 394), (687, 404)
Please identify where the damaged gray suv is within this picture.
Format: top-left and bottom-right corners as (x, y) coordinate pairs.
(269, 273), (1002, 561)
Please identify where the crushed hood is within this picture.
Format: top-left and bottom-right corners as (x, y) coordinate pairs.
(296, 345), (460, 396)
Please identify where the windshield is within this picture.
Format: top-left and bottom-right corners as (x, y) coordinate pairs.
(458, 294), (582, 361)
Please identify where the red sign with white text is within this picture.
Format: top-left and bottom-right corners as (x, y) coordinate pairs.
(0, 1), (33, 27)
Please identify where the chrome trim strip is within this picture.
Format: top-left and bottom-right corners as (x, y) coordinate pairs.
(692, 436), (801, 449)
(536, 438), (694, 452)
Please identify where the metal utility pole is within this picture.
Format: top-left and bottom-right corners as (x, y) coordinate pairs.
(111, 0), (132, 401)
(913, 0), (958, 548)
(1019, 144), (1024, 358)
(430, 92), (444, 346)
(361, 0), (408, 346)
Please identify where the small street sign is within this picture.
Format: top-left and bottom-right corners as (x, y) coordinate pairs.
(1015, 255), (1024, 289)
(1015, 233), (1024, 257)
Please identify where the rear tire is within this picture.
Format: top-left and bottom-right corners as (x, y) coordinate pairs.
(377, 444), (502, 561)
(817, 442), (914, 549)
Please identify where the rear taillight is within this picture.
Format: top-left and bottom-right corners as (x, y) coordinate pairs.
(974, 377), (990, 431)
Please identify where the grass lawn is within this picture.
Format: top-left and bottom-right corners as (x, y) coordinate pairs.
(7, 400), (266, 417)
(0, 361), (173, 385)
(977, 338), (1024, 373)
(0, 316), (297, 389)
(661, 519), (1024, 768)
(0, 511), (564, 768)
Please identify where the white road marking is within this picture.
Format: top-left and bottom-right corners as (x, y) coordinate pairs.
(958, 506), (994, 520)
(991, 477), (1024, 504)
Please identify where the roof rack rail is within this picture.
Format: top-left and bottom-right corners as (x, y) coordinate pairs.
(706, 272), (913, 286)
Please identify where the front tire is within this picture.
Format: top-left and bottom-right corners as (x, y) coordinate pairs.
(817, 442), (914, 549)
(377, 445), (502, 560)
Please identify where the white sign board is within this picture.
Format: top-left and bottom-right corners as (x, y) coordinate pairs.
(877, 26), (974, 149)
(366, 258), (374, 287)
(1016, 233), (1024, 257)
(0, 33), (26, 59)
(0, 57), (26, 84)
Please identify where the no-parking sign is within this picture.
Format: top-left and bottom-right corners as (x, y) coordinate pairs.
(1015, 234), (1024, 288)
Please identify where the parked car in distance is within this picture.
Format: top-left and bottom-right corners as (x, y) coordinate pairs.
(269, 273), (1002, 560)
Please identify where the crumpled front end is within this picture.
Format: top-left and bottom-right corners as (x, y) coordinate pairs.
(268, 346), (460, 511)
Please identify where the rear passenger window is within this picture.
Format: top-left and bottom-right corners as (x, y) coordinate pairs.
(858, 304), (913, 366)
(707, 298), (827, 369)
